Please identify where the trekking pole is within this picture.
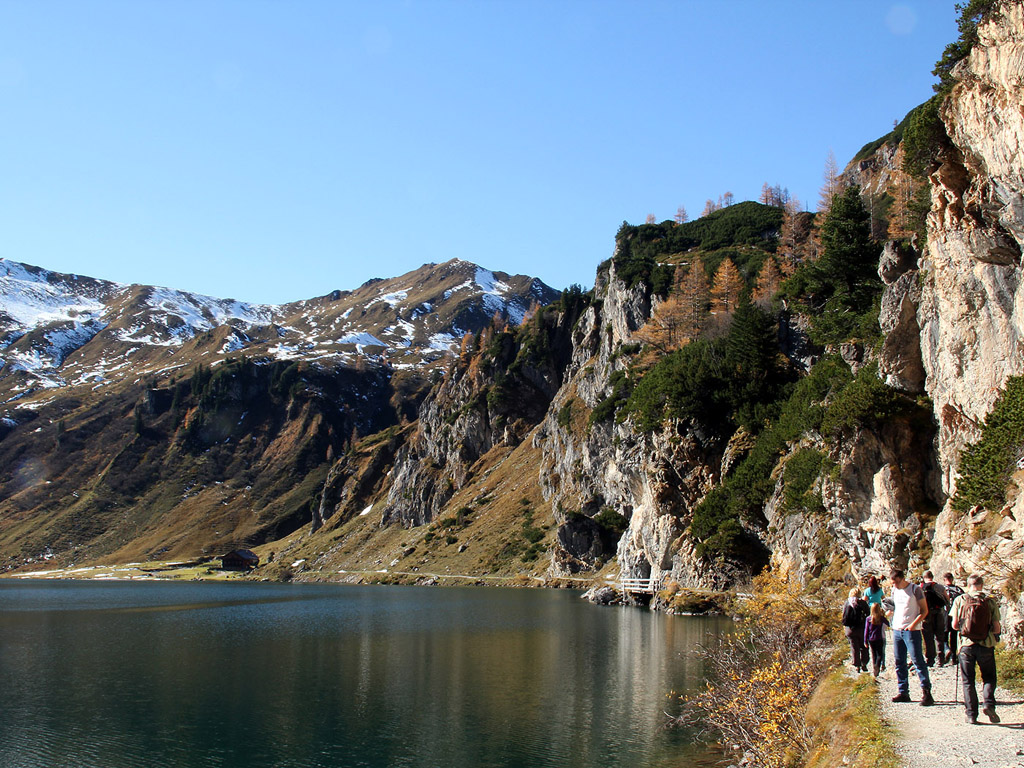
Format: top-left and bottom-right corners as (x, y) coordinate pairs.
(954, 649), (959, 704)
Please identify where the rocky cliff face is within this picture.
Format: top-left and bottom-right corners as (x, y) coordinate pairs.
(533, 263), (734, 585)
(917, 2), (1024, 641)
(376, 297), (583, 530)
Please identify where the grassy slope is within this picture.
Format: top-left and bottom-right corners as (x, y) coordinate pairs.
(253, 423), (581, 586)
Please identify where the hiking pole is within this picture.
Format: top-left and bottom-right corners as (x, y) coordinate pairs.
(954, 650), (959, 705)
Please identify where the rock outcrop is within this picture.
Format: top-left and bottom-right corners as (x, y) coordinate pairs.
(916, 2), (1024, 638)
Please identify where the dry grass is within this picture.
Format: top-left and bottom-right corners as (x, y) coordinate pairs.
(802, 671), (901, 768)
(675, 571), (841, 768)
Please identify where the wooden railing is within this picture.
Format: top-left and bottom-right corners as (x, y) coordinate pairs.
(619, 576), (657, 594)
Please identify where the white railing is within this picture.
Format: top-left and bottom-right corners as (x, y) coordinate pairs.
(620, 577), (657, 594)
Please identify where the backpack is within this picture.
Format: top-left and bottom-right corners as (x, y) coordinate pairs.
(842, 599), (867, 627)
(959, 593), (993, 642)
(922, 581), (947, 611)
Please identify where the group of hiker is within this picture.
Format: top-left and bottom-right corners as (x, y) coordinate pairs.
(842, 568), (1002, 724)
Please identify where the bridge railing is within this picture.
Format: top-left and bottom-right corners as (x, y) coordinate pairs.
(619, 576), (658, 594)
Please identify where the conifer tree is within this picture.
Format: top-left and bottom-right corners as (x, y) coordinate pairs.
(679, 261), (711, 340)
(675, 205), (688, 224)
(800, 184), (882, 344)
(459, 332), (475, 366)
(724, 298), (786, 427)
(636, 293), (689, 353)
(888, 146), (919, 241)
(702, 199), (717, 217)
(816, 184), (879, 305)
(711, 259), (744, 315)
(818, 150), (841, 212)
(753, 258), (782, 308)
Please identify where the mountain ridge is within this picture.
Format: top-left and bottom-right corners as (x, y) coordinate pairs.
(0, 256), (559, 404)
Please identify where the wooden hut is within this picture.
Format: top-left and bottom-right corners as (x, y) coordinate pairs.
(220, 549), (260, 570)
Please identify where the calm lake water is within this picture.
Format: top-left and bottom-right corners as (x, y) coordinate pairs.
(0, 581), (728, 768)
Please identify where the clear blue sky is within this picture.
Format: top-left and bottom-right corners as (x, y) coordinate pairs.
(0, 1), (957, 304)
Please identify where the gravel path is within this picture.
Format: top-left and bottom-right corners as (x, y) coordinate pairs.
(870, 658), (1024, 767)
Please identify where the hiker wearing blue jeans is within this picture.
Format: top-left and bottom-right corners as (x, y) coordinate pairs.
(888, 568), (934, 706)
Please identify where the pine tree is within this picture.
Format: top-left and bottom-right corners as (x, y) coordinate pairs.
(724, 298), (786, 427)
(675, 205), (689, 224)
(806, 184), (882, 340)
(645, 213), (657, 224)
(459, 332), (475, 366)
(702, 199), (717, 217)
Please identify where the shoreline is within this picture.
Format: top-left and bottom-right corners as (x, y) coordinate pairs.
(1, 559), (603, 589)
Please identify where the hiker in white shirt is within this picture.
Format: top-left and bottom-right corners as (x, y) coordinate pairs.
(888, 568), (934, 706)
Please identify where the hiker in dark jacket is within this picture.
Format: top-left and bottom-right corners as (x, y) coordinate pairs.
(863, 602), (890, 677)
(943, 572), (964, 664)
(920, 570), (949, 667)
(842, 588), (869, 673)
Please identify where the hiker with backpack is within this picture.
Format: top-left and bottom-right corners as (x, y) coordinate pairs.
(842, 588), (870, 673)
(943, 572), (965, 664)
(920, 570), (950, 667)
(950, 573), (1002, 724)
(863, 602), (890, 677)
(888, 568), (934, 705)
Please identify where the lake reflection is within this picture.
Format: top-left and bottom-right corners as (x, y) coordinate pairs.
(0, 582), (728, 768)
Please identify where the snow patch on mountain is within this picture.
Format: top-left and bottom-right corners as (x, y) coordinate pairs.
(145, 288), (271, 333)
(0, 259), (117, 340)
(427, 332), (458, 351)
(339, 332), (386, 347)
(368, 290), (408, 308)
(474, 268), (511, 296)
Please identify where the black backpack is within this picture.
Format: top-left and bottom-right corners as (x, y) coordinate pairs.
(922, 581), (947, 611)
(959, 594), (993, 642)
(843, 599), (867, 627)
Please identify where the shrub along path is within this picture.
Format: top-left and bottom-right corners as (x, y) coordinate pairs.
(870, 658), (1024, 767)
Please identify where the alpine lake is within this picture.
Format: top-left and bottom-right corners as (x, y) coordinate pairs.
(0, 581), (729, 767)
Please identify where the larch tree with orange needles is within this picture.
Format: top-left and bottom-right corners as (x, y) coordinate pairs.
(752, 258), (782, 309)
(711, 258), (744, 315)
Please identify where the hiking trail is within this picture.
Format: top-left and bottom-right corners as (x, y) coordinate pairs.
(870, 660), (1024, 767)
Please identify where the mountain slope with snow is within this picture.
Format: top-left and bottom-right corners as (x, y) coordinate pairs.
(0, 257), (559, 405)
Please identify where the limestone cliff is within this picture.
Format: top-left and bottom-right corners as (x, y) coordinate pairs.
(916, 2), (1024, 640)
(534, 262), (735, 586)
(377, 295), (585, 529)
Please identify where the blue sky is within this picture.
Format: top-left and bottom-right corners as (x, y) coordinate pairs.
(0, 1), (957, 304)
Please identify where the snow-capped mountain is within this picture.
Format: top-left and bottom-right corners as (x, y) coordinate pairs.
(0, 257), (559, 405)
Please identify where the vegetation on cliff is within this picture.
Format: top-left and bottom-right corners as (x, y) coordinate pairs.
(615, 187), (922, 564)
(953, 375), (1024, 513)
